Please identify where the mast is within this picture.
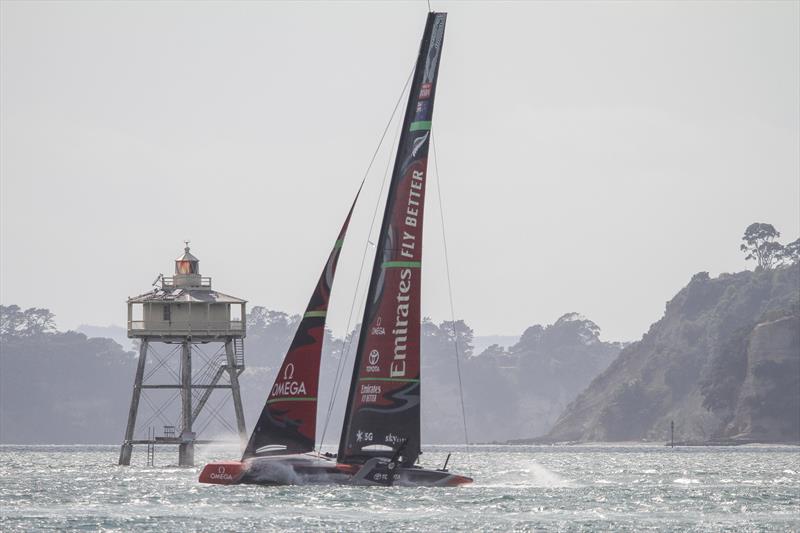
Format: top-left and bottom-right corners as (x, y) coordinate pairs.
(242, 188), (360, 458)
(338, 12), (447, 466)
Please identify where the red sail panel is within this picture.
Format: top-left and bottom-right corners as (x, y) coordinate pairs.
(243, 188), (360, 458)
(338, 12), (447, 467)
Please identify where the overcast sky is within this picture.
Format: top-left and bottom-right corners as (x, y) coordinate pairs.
(2, 1), (798, 342)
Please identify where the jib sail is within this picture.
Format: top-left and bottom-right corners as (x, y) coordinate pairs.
(338, 12), (447, 466)
(243, 189), (360, 458)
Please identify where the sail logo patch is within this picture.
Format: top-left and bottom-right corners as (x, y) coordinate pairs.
(271, 363), (308, 397)
(410, 132), (430, 157)
(272, 380), (307, 397)
(423, 15), (445, 85)
(356, 430), (374, 443)
(415, 101), (430, 121)
(419, 83), (432, 99)
(360, 383), (381, 403)
(418, 15), (444, 99)
(367, 350), (381, 373)
(371, 317), (385, 335)
(385, 433), (403, 445)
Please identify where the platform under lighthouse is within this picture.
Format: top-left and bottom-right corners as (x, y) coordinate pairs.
(119, 243), (247, 467)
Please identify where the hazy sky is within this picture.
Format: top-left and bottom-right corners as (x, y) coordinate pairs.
(2, 1), (798, 342)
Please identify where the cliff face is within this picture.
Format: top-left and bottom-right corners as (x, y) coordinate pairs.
(725, 315), (800, 442)
(544, 264), (800, 444)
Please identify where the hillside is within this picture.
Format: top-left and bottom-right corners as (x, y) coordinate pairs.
(0, 305), (620, 445)
(241, 310), (621, 444)
(543, 264), (800, 444)
(0, 331), (136, 444)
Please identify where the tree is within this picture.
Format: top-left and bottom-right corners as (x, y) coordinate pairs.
(247, 306), (293, 330)
(440, 319), (474, 357)
(0, 305), (23, 338)
(0, 305), (56, 338)
(740, 223), (784, 270)
(421, 318), (475, 359)
(480, 343), (507, 358)
(514, 325), (544, 350)
(21, 308), (56, 336)
(779, 238), (800, 265)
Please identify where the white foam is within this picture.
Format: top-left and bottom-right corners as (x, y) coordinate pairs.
(247, 460), (303, 485)
(479, 460), (578, 488)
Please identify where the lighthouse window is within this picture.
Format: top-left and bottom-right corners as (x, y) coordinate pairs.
(163, 305), (171, 321)
(177, 260), (196, 275)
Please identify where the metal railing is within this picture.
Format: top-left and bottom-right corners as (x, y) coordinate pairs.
(128, 320), (245, 336)
(161, 276), (212, 289)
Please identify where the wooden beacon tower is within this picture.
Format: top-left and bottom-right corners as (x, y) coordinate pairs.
(118, 243), (247, 467)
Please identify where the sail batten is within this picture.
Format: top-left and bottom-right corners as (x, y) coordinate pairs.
(338, 12), (447, 466)
(242, 188), (361, 459)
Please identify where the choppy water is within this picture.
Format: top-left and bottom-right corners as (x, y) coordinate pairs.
(1, 444), (798, 531)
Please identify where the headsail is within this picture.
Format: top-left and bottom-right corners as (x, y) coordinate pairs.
(338, 12), (447, 466)
(243, 188), (360, 458)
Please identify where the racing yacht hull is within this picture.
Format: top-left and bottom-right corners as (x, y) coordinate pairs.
(199, 454), (472, 487)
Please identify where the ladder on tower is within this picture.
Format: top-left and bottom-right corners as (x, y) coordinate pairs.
(146, 427), (155, 466)
(233, 338), (245, 373)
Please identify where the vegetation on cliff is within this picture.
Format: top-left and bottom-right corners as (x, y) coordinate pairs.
(543, 262), (799, 444)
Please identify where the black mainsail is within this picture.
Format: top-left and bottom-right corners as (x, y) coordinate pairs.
(338, 12), (447, 466)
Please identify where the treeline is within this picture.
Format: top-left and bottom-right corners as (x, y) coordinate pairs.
(0, 305), (57, 339)
(2, 221), (797, 445)
(0, 303), (620, 444)
(0, 316), (136, 444)
(241, 309), (620, 444)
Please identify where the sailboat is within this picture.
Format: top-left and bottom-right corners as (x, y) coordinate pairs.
(199, 11), (472, 487)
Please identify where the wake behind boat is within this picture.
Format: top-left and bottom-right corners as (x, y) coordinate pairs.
(200, 11), (472, 487)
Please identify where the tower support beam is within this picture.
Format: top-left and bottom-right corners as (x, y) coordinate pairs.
(178, 340), (194, 466)
(225, 338), (248, 448)
(119, 339), (149, 466)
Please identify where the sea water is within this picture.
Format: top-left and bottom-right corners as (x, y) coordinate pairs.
(1, 444), (798, 531)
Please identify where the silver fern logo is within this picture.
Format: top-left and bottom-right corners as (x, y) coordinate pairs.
(411, 132), (430, 157)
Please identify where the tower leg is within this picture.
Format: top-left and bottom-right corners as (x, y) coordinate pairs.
(224, 339), (248, 450)
(179, 340), (194, 467)
(119, 339), (149, 466)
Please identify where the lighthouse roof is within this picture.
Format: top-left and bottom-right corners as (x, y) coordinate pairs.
(128, 288), (246, 304)
(176, 246), (199, 263)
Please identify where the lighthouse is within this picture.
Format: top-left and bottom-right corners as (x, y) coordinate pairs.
(118, 243), (248, 467)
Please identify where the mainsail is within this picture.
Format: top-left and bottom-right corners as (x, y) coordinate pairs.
(243, 189), (360, 457)
(338, 12), (447, 466)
